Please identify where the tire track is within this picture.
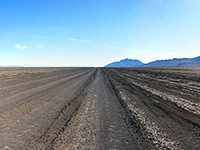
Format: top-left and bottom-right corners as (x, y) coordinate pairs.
(51, 69), (141, 150)
(0, 69), (96, 149)
(104, 68), (200, 149)
(122, 73), (200, 116)
(0, 69), (91, 108)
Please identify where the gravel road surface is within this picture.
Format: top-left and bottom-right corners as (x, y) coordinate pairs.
(0, 67), (199, 150)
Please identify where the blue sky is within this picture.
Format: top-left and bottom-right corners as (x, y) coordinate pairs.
(0, 0), (200, 67)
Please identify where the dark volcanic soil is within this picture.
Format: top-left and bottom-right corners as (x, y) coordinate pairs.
(0, 67), (199, 150)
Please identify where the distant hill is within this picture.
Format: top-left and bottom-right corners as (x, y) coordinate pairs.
(105, 56), (200, 67)
(145, 56), (200, 67)
(0, 64), (50, 67)
(105, 58), (144, 67)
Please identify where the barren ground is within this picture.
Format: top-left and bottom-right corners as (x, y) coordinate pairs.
(0, 67), (199, 150)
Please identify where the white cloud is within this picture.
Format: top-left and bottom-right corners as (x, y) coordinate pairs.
(15, 44), (27, 50)
(36, 44), (46, 49)
(102, 44), (121, 49)
(65, 38), (91, 43)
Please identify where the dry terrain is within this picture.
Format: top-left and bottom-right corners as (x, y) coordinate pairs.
(0, 67), (199, 150)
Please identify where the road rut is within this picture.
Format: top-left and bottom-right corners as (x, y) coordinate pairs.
(0, 67), (199, 150)
(51, 69), (141, 150)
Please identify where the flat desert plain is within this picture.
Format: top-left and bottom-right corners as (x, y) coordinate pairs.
(0, 67), (199, 150)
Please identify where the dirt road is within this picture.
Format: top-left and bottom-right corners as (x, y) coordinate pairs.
(103, 67), (200, 150)
(0, 67), (199, 149)
(50, 70), (148, 150)
(0, 68), (96, 149)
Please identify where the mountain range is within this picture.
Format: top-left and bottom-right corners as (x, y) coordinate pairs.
(105, 56), (200, 67)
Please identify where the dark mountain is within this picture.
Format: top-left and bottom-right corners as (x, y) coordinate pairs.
(105, 58), (144, 67)
(145, 56), (200, 67)
(105, 56), (200, 67)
